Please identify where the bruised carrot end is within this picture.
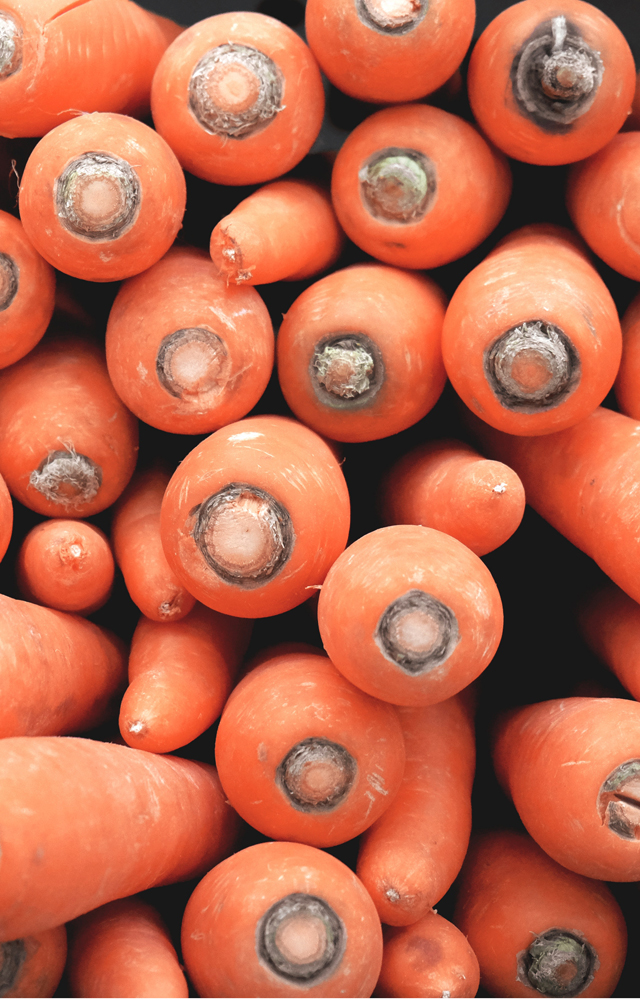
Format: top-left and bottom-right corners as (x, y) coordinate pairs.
(377, 911), (480, 999)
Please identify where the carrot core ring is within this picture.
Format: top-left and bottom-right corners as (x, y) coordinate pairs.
(29, 449), (103, 507)
(375, 589), (460, 674)
(484, 320), (580, 412)
(312, 334), (383, 405)
(357, 0), (426, 34)
(192, 482), (293, 586)
(156, 327), (230, 399)
(277, 738), (357, 812)
(597, 759), (640, 841)
(359, 148), (436, 223)
(188, 43), (283, 139)
(0, 939), (26, 993)
(55, 152), (141, 241)
(0, 12), (22, 78)
(258, 893), (346, 984)
(517, 928), (596, 997)
(0, 253), (18, 311)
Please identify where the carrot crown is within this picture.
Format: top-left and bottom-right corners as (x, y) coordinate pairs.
(0, 12), (21, 79)
(257, 893), (346, 985)
(0, 252), (18, 311)
(188, 43), (283, 138)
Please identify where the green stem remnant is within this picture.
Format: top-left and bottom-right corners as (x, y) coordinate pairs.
(484, 320), (580, 413)
(0, 252), (18, 312)
(359, 147), (436, 223)
(375, 589), (460, 674)
(188, 43), (283, 138)
(597, 759), (640, 840)
(258, 893), (345, 986)
(156, 327), (229, 400)
(0, 12), (22, 79)
(517, 929), (596, 997)
(277, 738), (357, 812)
(56, 152), (141, 241)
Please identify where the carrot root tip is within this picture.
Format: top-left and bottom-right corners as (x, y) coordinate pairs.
(597, 758), (640, 841)
(188, 43), (283, 139)
(359, 148), (436, 224)
(156, 327), (230, 400)
(0, 12), (22, 79)
(357, 0), (425, 34)
(56, 153), (141, 242)
(484, 320), (580, 412)
(276, 737), (357, 812)
(258, 893), (346, 985)
(516, 929), (596, 998)
(312, 335), (383, 404)
(375, 589), (460, 675)
(0, 252), (18, 311)
(29, 449), (103, 507)
(0, 939), (26, 993)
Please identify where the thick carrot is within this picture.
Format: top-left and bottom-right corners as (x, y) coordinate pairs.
(67, 897), (188, 999)
(443, 224), (622, 435)
(209, 179), (343, 285)
(181, 840), (383, 998)
(379, 439), (525, 556)
(493, 697), (640, 880)
(331, 103), (511, 270)
(0, 925), (67, 998)
(0, 208), (55, 370)
(0, 735), (239, 940)
(305, 0), (475, 105)
(467, 0), (636, 165)
(356, 693), (475, 925)
(19, 112), (186, 282)
(151, 11), (324, 185)
(120, 603), (252, 754)
(579, 585), (640, 701)
(615, 292), (640, 419)
(160, 414), (350, 618)
(317, 525), (503, 706)
(0, 470), (11, 562)
(105, 246), (274, 435)
(455, 830), (627, 997)
(0, 335), (138, 518)
(16, 519), (114, 615)
(276, 263), (447, 443)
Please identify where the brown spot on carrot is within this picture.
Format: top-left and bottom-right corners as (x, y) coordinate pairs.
(55, 153), (141, 241)
(188, 43), (283, 139)
(598, 759), (640, 840)
(406, 934), (444, 966)
(375, 589), (460, 675)
(257, 893), (346, 985)
(277, 738), (357, 812)
(0, 252), (18, 311)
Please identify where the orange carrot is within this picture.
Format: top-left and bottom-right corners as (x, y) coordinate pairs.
(467, 0), (636, 165)
(331, 103), (511, 270)
(0, 735), (239, 940)
(16, 519), (114, 615)
(317, 525), (503, 706)
(0, 469), (11, 562)
(105, 246), (274, 435)
(0, 335), (138, 518)
(0, 208), (55, 370)
(305, 0), (475, 105)
(443, 224), (622, 436)
(209, 179), (343, 285)
(276, 263), (446, 443)
(151, 11), (324, 185)
(160, 415), (350, 618)
(0, 925), (67, 999)
(379, 439), (525, 556)
(68, 897), (188, 999)
(580, 584), (640, 702)
(181, 840), (383, 998)
(120, 603), (252, 754)
(215, 650), (405, 847)
(615, 292), (640, 420)
(19, 113), (186, 282)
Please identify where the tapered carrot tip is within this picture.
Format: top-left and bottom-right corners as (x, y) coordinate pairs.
(211, 220), (256, 283)
(598, 760), (640, 841)
(519, 929), (595, 997)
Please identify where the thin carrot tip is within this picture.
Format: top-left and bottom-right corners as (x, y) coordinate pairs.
(29, 449), (103, 507)
(276, 738), (357, 812)
(0, 939), (26, 991)
(188, 44), (283, 139)
(56, 153), (141, 241)
(357, 0), (425, 34)
(483, 320), (580, 412)
(359, 148), (436, 223)
(0, 12), (21, 79)
(517, 929), (596, 997)
(375, 589), (460, 675)
(156, 327), (230, 400)
(0, 252), (18, 311)
(258, 893), (346, 985)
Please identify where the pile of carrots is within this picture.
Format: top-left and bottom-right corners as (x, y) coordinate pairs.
(2, 0), (640, 996)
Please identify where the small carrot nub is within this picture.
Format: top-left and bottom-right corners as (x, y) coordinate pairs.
(519, 929), (596, 997)
(156, 327), (230, 399)
(0, 252), (18, 310)
(258, 893), (345, 985)
(597, 759), (640, 841)
(189, 44), (283, 138)
(277, 738), (357, 812)
(359, 147), (435, 223)
(376, 589), (460, 674)
(484, 320), (580, 411)
(29, 449), (102, 507)
(56, 154), (141, 241)
(0, 13), (21, 79)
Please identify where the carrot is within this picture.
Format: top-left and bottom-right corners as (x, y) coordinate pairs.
(160, 414), (350, 618)
(467, 0), (636, 165)
(276, 263), (447, 443)
(0, 335), (138, 518)
(209, 179), (343, 286)
(16, 519), (114, 615)
(19, 112), (186, 282)
(67, 897), (188, 999)
(455, 829), (626, 998)
(120, 603), (252, 754)
(376, 910), (480, 999)
(443, 224), (622, 436)
(0, 735), (239, 940)
(0, 925), (67, 999)
(330, 103), (511, 270)
(615, 292), (640, 420)
(317, 525), (503, 706)
(0, 469), (12, 562)
(181, 840), (383, 998)
(105, 246), (274, 435)
(379, 439), (525, 556)
(0, 594), (126, 738)
(580, 585), (640, 701)
(356, 693), (475, 925)
(305, 0), (475, 105)
(494, 697), (640, 881)
(0, 1), (181, 138)
(111, 467), (195, 624)
(0, 208), (55, 370)
(151, 11), (325, 185)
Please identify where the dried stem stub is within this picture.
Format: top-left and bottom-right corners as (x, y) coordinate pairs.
(29, 449), (103, 507)
(0, 12), (22, 79)
(597, 759), (640, 841)
(359, 147), (436, 223)
(357, 0), (426, 34)
(55, 152), (141, 241)
(517, 928), (597, 997)
(311, 334), (384, 409)
(0, 940), (26, 994)
(277, 738), (357, 813)
(257, 893), (346, 986)
(188, 43), (283, 139)
(484, 320), (580, 413)
(0, 252), (18, 311)
(156, 327), (230, 400)
(376, 589), (460, 674)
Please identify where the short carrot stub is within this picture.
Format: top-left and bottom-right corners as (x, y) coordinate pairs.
(377, 910), (480, 999)
(0, 924), (67, 999)
(0, 209), (55, 370)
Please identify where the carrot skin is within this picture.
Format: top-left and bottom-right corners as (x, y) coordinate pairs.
(376, 911), (480, 999)
(0, 925), (67, 998)
(0, 470), (12, 563)
(0, 209), (56, 370)
(614, 291), (640, 420)
(579, 585), (640, 701)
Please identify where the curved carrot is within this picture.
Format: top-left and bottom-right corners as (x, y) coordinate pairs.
(305, 0), (475, 105)
(215, 650), (405, 847)
(0, 208), (55, 370)
(120, 603), (252, 754)
(16, 519), (114, 615)
(379, 439), (525, 556)
(467, 0), (635, 165)
(19, 112), (186, 282)
(317, 525), (503, 706)
(356, 693), (475, 925)
(105, 246), (274, 435)
(181, 840), (382, 999)
(68, 897), (188, 999)
(160, 414), (350, 618)
(151, 11), (324, 185)
(615, 292), (640, 420)
(579, 585), (640, 702)
(0, 735), (239, 940)
(0, 925), (67, 999)
(455, 830), (627, 997)
(331, 103), (511, 270)
(0, 470), (12, 562)
(443, 224), (622, 436)
(377, 910), (480, 999)
(276, 263), (447, 443)
(210, 179), (343, 285)
(0, 335), (138, 518)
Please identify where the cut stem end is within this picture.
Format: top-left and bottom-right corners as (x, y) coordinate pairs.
(277, 738), (357, 812)
(484, 320), (579, 413)
(156, 327), (230, 400)
(189, 44), (283, 139)
(376, 589), (460, 675)
(56, 153), (141, 241)
(0, 12), (22, 78)
(359, 147), (435, 224)
(258, 894), (345, 985)
(518, 929), (596, 998)
(0, 940), (26, 994)
(357, 0), (425, 33)
(29, 449), (103, 508)
(598, 759), (640, 840)
(0, 252), (18, 311)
